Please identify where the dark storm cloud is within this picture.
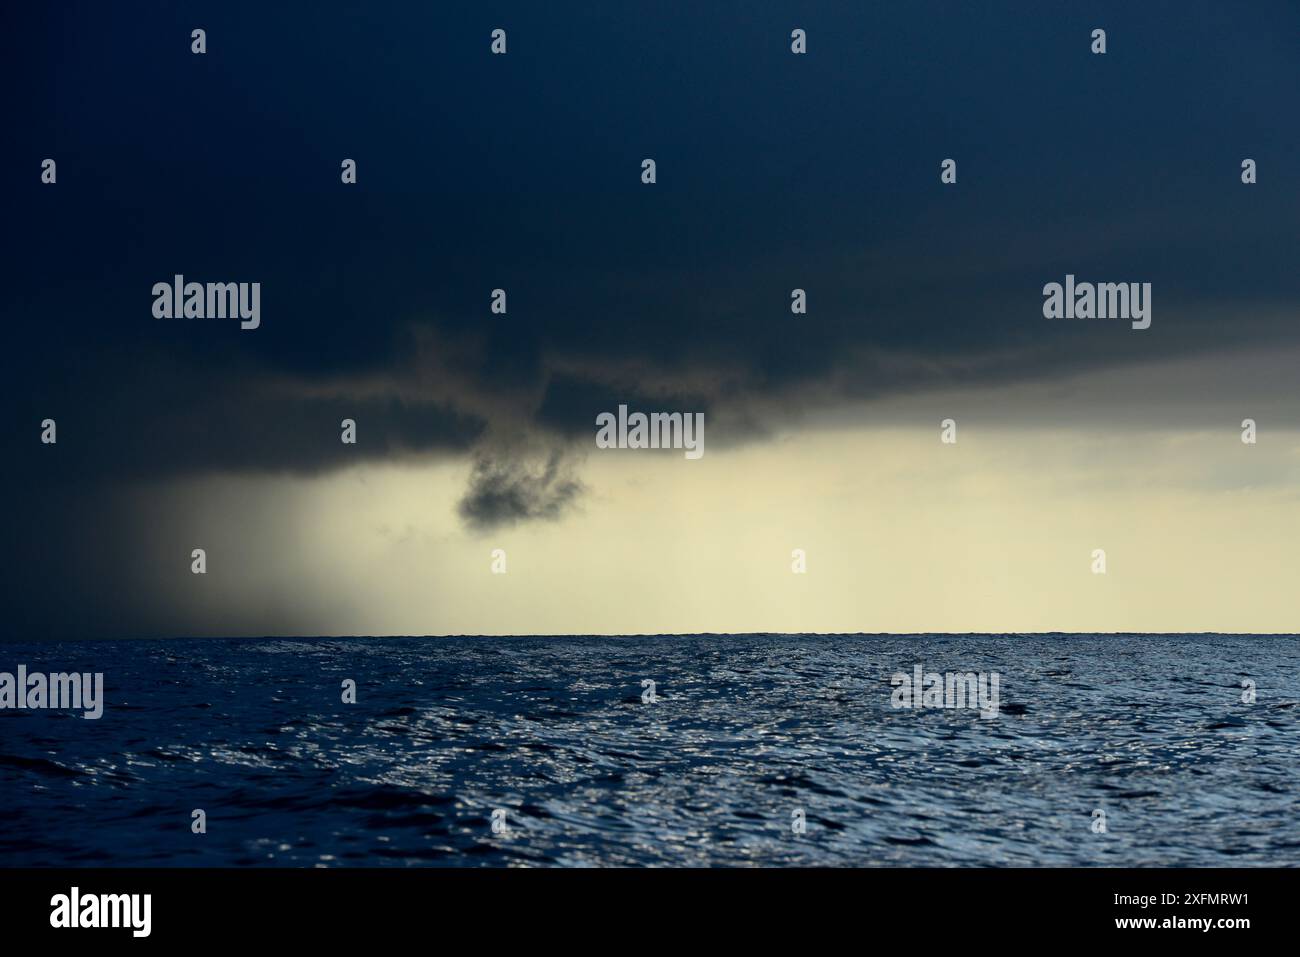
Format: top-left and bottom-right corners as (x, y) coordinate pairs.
(535, 372), (713, 438)
(11, 352), (486, 485)
(457, 447), (586, 531)
(4, 1), (1300, 526)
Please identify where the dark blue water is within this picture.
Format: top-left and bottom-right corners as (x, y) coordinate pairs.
(1, 635), (1297, 866)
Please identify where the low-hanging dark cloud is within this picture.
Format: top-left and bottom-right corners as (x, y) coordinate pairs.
(457, 447), (587, 531)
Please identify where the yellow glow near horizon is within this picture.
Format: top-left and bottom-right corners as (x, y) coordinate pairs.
(123, 420), (1300, 637)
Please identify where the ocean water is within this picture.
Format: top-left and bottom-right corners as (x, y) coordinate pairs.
(1, 634), (1297, 867)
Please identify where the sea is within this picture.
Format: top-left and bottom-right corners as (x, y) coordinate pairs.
(1, 634), (1297, 867)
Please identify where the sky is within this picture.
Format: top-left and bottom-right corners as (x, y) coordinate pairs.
(4, 1), (1299, 637)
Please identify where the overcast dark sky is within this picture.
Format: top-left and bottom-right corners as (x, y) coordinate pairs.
(4, 1), (1299, 636)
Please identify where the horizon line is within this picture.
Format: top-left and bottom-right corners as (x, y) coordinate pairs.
(3, 631), (1298, 641)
